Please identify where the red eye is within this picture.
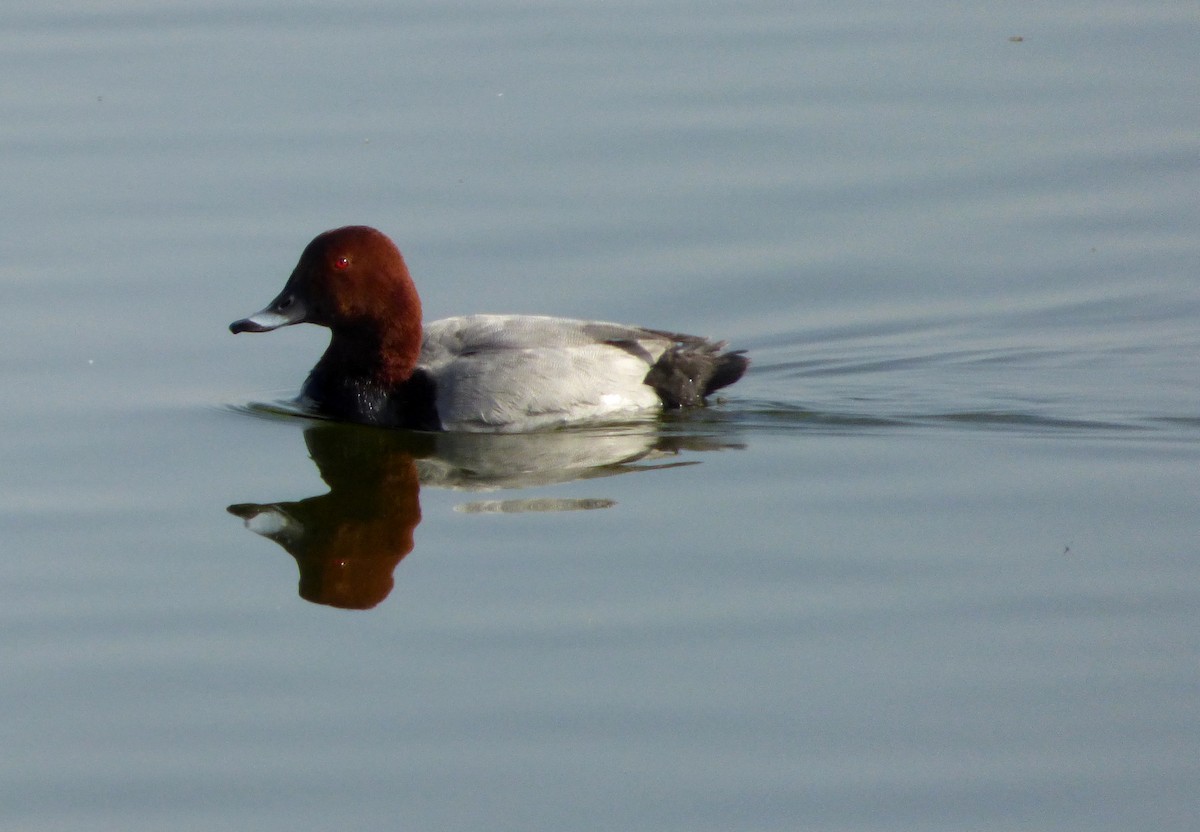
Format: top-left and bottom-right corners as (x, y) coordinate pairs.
(333, 256), (350, 271)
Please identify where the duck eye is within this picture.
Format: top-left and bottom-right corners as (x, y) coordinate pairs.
(333, 256), (351, 271)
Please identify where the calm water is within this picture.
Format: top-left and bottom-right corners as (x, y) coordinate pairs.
(3, 2), (1198, 830)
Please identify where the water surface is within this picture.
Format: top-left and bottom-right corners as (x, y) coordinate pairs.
(2, 2), (1198, 830)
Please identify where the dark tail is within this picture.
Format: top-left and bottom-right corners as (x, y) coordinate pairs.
(644, 341), (750, 408)
(705, 350), (749, 395)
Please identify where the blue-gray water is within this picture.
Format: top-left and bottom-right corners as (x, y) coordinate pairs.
(3, 2), (1198, 830)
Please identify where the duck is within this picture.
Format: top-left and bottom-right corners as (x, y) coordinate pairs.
(230, 226), (748, 433)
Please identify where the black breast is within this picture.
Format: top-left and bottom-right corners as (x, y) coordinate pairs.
(302, 368), (442, 431)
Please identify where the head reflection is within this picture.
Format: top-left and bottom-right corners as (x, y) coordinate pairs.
(229, 425), (427, 610)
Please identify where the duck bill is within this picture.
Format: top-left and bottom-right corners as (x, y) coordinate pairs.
(230, 289), (308, 334)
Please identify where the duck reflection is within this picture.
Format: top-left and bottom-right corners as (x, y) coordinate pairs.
(229, 422), (741, 609)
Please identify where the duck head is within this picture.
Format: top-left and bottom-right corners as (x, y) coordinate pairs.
(231, 226), (424, 386)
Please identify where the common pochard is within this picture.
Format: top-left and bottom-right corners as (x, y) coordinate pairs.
(230, 226), (748, 432)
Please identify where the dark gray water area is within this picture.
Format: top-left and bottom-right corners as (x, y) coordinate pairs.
(3, 2), (1198, 830)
